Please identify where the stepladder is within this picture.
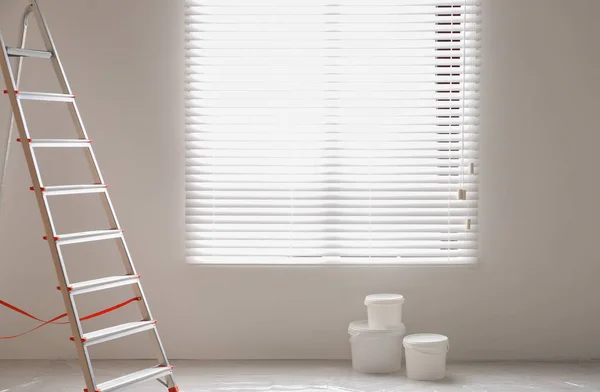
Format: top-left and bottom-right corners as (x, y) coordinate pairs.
(0, 2), (180, 391)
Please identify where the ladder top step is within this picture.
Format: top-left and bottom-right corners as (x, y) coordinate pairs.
(32, 184), (107, 196)
(59, 274), (140, 295)
(45, 229), (123, 245)
(6, 47), (52, 59)
(86, 365), (174, 392)
(18, 138), (91, 148)
(73, 320), (156, 346)
(3, 90), (75, 102)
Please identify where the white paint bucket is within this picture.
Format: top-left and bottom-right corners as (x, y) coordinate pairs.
(348, 320), (406, 374)
(364, 293), (404, 330)
(403, 334), (449, 381)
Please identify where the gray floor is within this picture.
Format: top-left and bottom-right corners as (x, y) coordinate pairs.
(1, 360), (600, 391)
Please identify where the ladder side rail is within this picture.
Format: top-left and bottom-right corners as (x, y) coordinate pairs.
(0, 6), (34, 208)
(31, 2), (178, 389)
(0, 33), (97, 391)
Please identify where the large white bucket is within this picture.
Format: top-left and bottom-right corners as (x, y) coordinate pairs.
(348, 320), (406, 374)
(364, 293), (404, 330)
(403, 334), (449, 381)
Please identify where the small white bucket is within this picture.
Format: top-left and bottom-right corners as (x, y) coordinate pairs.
(403, 334), (449, 381)
(348, 320), (406, 374)
(364, 293), (404, 330)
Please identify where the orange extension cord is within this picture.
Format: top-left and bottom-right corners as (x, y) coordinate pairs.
(0, 296), (141, 339)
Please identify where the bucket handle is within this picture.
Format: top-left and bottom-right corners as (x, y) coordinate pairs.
(407, 343), (449, 355)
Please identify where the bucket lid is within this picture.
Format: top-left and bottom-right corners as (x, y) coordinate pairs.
(348, 320), (406, 335)
(403, 333), (448, 350)
(364, 293), (405, 306)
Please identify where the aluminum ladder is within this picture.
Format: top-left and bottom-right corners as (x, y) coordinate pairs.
(0, 2), (180, 391)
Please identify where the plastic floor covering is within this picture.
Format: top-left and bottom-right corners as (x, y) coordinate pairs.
(1, 360), (600, 391)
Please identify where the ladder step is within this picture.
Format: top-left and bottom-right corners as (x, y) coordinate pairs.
(47, 229), (124, 246)
(87, 365), (174, 392)
(36, 184), (107, 196)
(6, 47), (52, 59)
(60, 274), (140, 295)
(20, 138), (91, 148)
(73, 320), (157, 346)
(4, 91), (75, 102)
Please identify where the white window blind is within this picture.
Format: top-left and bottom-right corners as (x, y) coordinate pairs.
(185, 0), (481, 264)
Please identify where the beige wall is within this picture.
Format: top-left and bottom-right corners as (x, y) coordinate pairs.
(1, 0), (599, 360)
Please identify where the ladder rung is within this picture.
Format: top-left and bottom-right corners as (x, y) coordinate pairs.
(35, 184), (107, 196)
(73, 320), (156, 346)
(47, 229), (124, 245)
(60, 274), (140, 295)
(7, 91), (75, 102)
(86, 365), (174, 392)
(21, 138), (91, 148)
(6, 47), (52, 59)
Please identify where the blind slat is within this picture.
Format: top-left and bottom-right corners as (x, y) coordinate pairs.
(186, 248), (477, 257)
(188, 0), (480, 6)
(186, 223), (477, 232)
(186, 191), (479, 201)
(188, 256), (477, 265)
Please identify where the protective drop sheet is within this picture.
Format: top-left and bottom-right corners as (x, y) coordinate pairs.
(1, 360), (600, 391)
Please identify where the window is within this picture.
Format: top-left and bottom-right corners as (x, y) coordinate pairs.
(185, 0), (481, 264)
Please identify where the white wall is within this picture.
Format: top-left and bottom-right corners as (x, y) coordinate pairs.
(1, 0), (600, 361)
